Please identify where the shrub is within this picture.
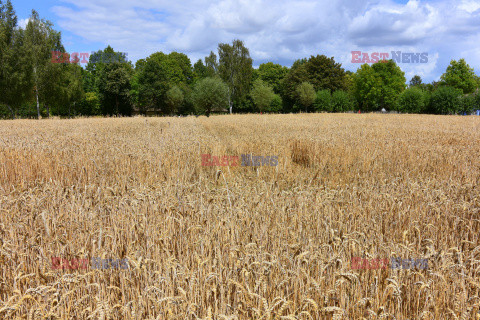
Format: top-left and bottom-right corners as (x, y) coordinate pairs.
(268, 94), (283, 113)
(459, 94), (476, 114)
(397, 87), (427, 113)
(332, 90), (355, 112)
(428, 86), (462, 114)
(314, 89), (332, 112)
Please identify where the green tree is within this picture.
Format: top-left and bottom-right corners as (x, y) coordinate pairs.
(459, 94), (476, 114)
(193, 77), (228, 117)
(193, 59), (208, 79)
(96, 48), (134, 116)
(165, 85), (184, 114)
(282, 55), (347, 110)
(397, 87), (427, 113)
(24, 10), (64, 119)
(77, 92), (101, 116)
(304, 55), (348, 92)
(251, 79), (275, 112)
(204, 51), (218, 78)
(428, 86), (462, 114)
(218, 39), (253, 113)
(352, 64), (382, 111)
(440, 59), (477, 94)
(296, 82), (316, 112)
(257, 62), (289, 94)
(269, 94), (283, 113)
(137, 51), (192, 114)
(314, 89), (332, 112)
(353, 60), (406, 111)
(331, 90), (355, 112)
(371, 60), (406, 109)
(0, 0), (32, 119)
(409, 75), (422, 87)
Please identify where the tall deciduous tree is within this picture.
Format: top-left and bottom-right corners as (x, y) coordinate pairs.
(353, 60), (406, 111)
(257, 62), (289, 94)
(282, 55), (347, 110)
(24, 10), (63, 119)
(440, 59), (477, 94)
(137, 51), (192, 114)
(0, 0), (32, 119)
(409, 75), (422, 87)
(218, 39), (253, 114)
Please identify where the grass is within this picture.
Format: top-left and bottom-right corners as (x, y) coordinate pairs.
(0, 113), (479, 319)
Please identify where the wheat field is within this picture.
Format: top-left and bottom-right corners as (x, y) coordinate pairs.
(1, 113), (480, 319)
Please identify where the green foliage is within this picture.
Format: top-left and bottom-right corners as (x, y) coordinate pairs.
(314, 89), (332, 112)
(396, 87), (427, 113)
(165, 85), (184, 114)
(96, 49), (134, 116)
(409, 75), (422, 87)
(204, 51), (218, 78)
(0, 1), (32, 119)
(353, 60), (406, 111)
(269, 94), (283, 113)
(282, 55), (347, 111)
(296, 82), (316, 112)
(332, 90), (355, 112)
(77, 92), (101, 116)
(193, 59), (208, 80)
(428, 86), (462, 115)
(251, 79), (275, 112)
(440, 59), (477, 94)
(25, 10), (65, 118)
(218, 40), (253, 113)
(458, 94), (476, 114)
(257, 62), (289, 94)
(193, 77), (229, 116)
(137, 51), (193, 114)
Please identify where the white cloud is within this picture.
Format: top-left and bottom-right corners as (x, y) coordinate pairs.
(18, 18), (30, 29)
(50, 0), (480, 82)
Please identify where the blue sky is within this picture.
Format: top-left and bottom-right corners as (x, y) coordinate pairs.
(12, 0), (480, 83)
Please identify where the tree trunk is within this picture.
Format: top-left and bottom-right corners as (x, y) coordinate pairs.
(34, 66), (41, 119)
(46, 105), (50, 118)
(6, 105), (15, 120)
(116, 96), (119, 116)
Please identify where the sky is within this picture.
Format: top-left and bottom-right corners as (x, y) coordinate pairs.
(12, 0), (480, 83)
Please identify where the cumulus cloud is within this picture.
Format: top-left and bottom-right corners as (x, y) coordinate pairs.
(50, 0), (480, 82)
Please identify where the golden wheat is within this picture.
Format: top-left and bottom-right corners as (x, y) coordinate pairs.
(0, 113), (479, 319)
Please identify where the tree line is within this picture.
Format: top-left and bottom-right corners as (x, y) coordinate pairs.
(1, 1), (480, 119)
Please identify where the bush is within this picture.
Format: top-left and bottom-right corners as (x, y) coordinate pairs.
(314, 89), (332, 112)
(397, 87), (427, 113)
(193, 77), (229, 117)
(428, 86), (462, 114)
(268, 94), (283, 113)
(251, 79), (275, 112)
(459, 94), (476, 114)
(296, 82), (316, 112)
(77, 92), (101, 116)
(332, 90), (355, 112)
